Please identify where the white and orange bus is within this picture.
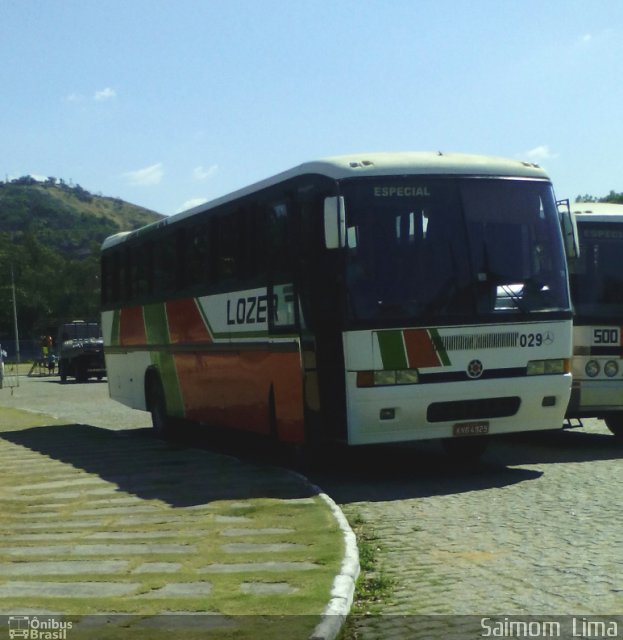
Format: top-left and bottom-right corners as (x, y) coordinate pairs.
(566, 202), (623, 437)
(101, 152), (574, 456)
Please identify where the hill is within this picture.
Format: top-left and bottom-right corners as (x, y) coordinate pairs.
(0, 177), (163, 257)
(0, 177), (164, 342)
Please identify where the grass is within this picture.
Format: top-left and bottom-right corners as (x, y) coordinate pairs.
(2, 362), (44, 385)
(344, 512), (394, 617)
(0, 406), (345, 639)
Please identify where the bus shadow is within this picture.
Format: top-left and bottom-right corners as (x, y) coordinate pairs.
(168, 427), (546, 503)
(299, 443), (543, 504)
(152, 421), (620, 504)
(4, 421), (619, 508)
(0, 423), (317, 507)
(300, 427), (622, 505)
(488, 427), (623, 466)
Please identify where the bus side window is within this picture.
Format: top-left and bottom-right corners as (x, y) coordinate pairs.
(174, 228), (185, 290)
(267, 202), (290, 280)
(133, 241), (153, 298)
(183, 222), (212, 289)
(266, 200), (298, 330)
(119, 251), (127, 300)
(122, 248), (132, 301)
(216, 214), (239, 286)
(237, 206), (257, 286)
(102, 253), (118, 305)
(153, 233), (176, 293)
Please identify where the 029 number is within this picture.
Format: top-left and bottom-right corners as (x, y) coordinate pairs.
(519, 333), (543, 347)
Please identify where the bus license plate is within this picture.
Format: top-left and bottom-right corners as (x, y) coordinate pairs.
(453, 421), (489, 437)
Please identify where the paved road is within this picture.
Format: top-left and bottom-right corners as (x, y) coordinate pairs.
(0, 375), (151, 430)
(307, 421), (623, 637)
(3, 375), (622, 638)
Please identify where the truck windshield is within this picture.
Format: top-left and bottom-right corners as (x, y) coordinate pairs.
(570, 221), (623, 319)
(342, 177), (570, 324)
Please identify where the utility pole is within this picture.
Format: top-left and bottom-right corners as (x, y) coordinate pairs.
(10, 262), (20, 386)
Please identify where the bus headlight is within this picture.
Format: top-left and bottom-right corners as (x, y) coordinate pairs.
(396, 369), (419, 385)
(585, 360), (600, 378)
(374, 370), (397, 386)
(604, 361), (619, 378)
(527, 359), (567, 376)
(357, 369), (420, 387)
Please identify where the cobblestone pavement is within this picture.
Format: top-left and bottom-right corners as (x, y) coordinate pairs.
(308, 421), (623, 636)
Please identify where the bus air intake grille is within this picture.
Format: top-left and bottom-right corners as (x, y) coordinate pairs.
(440, 332), (519, 351)
(427, 397), (521, 422)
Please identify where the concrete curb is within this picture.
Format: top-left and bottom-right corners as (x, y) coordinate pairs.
(299, 480), (360, 640)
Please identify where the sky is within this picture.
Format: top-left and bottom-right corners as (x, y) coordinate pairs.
(2, 0), (623, 216)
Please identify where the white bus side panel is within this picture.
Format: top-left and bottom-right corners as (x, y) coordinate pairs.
(570, 325), (623, 414)
(106, 351), (152, 411)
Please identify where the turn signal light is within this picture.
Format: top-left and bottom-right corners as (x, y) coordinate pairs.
(527, 359), (569, 376)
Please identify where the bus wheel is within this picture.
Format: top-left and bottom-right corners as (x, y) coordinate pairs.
(442, 436), (489, 462)
(76, 361), (88, 383)
(604, 413), (623, 439)
(147, 374), (171, 437)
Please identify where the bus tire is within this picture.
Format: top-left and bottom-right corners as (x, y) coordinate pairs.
(59, 360), (68, 383)
(76, 361), (88, 383)
(604, 413), (623, 439)
(146, 373), (171, 437)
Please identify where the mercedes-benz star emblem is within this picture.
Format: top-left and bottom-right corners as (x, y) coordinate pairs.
(467, 359), (484, 379)
(543, 331), (554, 345)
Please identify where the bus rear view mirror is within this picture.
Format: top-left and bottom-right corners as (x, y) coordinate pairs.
(557, 199), (580, 259)
(324, 196), (346, 249)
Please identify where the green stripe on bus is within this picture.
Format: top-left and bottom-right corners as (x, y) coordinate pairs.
(377, 330), (408, 369)
(143, 303), (185, 418)
(151, 349), (185, 418)
(429, 328), (451, 366)
(144, 303), (169, 345)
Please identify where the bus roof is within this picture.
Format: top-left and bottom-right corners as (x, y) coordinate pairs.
(102, 151), (549, 251)
(572, 202), (623, 221)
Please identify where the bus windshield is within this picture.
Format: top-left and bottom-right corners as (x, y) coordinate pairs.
(342, 177), (569, 324)
(570, 221), (623, 319)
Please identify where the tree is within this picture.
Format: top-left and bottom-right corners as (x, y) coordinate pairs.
(575, 191), (623, 204)
(0, 181), (161, 340)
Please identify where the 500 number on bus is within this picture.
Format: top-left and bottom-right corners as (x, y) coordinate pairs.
(593, 328), (620, 344)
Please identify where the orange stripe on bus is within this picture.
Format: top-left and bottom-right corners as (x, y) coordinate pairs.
(166, 298), (212, 344)
(119, 306), (146, 346)
(403, 328), (441, 368)
(174, 349), (305, 444)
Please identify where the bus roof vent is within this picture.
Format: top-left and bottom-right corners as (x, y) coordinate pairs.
(349, 159), (375, 168)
